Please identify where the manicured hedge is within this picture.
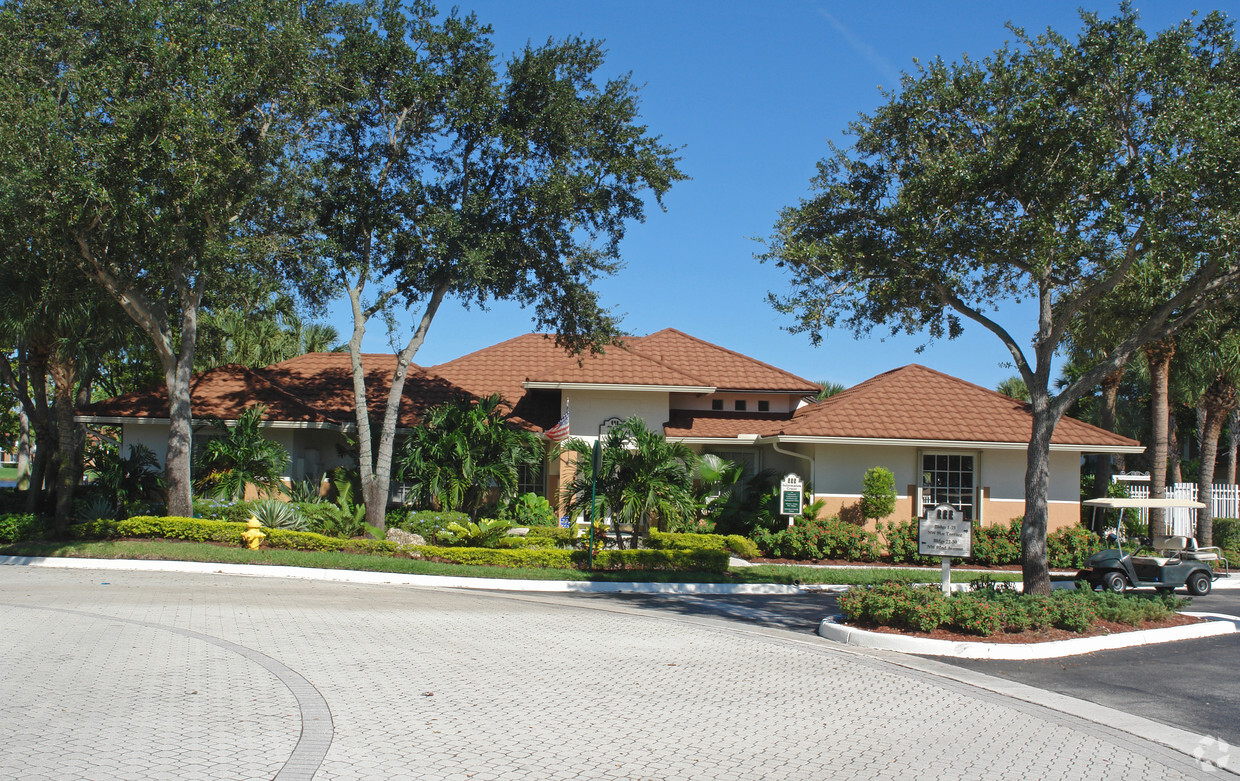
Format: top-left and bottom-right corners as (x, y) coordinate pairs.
(66, 515), (728, 571)
(881, 517), (1098, 568)
(647, 530), (760, 559)
(838, 581), (1187, 636)
(752, 518), (881, 562)
(0, 513), (45, 544)
(410, 545), (730, 572)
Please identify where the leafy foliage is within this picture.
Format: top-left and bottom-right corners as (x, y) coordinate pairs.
(396, 394), (544, 518)
(860, 467), (896, 523)
(499, 492), (559, 527)
(558, 417), (698, 548)
(85, 443), (165, 520)
(249, 499), (308, 532)
(437, 518), (513, 548)
(193, 405), (289, 501)
(752, 517), (881, 562)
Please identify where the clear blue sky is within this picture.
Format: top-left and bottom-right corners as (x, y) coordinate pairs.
(334, 1), (1237, 391)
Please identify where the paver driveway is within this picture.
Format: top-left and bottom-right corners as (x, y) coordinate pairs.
(0, 566), (1228, 780)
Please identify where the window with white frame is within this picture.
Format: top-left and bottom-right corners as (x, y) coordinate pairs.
(920, 452), (976, 521)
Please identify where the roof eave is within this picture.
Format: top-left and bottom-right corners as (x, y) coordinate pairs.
(761, 434), (1144, 453)
(523, 381), (716, 393)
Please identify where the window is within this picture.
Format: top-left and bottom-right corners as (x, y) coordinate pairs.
(758, 400), (770, 412)
(711, 399), (723, 411)
(920, 453), (975, 521)
(516, 462), (544, 497)
(734, 400), (747, 411)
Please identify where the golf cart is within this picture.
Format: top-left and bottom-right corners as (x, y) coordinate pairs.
(1076, 497), (1229, 596)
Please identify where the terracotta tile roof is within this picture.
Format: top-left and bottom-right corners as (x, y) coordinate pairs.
(529, 347), (711, 387)
(627, 329), (820, 393)
(664, 410), (791, 439)
(766, 364), (1141, 449)
(79, 354), (465, 428)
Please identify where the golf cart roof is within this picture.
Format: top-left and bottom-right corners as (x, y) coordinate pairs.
(1082, 497), (1206, 509)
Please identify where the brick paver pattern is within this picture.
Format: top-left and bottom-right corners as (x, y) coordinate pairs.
(0, 567), (1220, 780)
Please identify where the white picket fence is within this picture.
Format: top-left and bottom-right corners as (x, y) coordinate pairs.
(1125, 482), (1240, 536)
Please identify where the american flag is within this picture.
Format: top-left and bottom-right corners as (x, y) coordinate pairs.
(544, 408), (570, 442)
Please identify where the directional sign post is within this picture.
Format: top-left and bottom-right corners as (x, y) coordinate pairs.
(780, 473), (804, 527)
(919, 503), (972, 594)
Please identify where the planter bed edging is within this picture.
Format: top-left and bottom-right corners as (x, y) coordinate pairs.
(818, 611), (1240, 660)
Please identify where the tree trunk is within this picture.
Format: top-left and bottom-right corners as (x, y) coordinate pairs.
(49, 358), (81, 532)
(1168, 417), (1182, 484)
(1145, 340), (1175, 537)
(1197, 377), (1237, 547)
(1092, 364), (1126, 500)
(1021, 396), (1058, 596)
(1226, 408), (1239, 486)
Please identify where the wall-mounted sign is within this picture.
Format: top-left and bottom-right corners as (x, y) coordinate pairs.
(599, 416), (624, 439)
(780, 473), (804, 520)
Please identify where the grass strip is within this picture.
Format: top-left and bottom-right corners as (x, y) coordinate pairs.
(2, 539), (1024, 585)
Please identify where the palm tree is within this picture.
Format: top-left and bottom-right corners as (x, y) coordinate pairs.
(814, 380), (846, 402)
(395, 394), (544, 517)
(995, 376), (1030, 402)
(558, 417), (697, 548)
(193, 405), (289, 501)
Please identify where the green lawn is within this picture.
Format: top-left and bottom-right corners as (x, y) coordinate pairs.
(0, 539), (1024, 585)
(0, 466), (19, 482)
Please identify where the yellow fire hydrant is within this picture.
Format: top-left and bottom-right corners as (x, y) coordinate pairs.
(241, 516), (266, 550)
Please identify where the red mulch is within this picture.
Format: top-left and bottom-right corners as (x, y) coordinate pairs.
(845, 613), (1202, 644)
(754, 557), (1027, 571)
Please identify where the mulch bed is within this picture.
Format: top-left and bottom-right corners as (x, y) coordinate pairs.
(753, 557), (1028, 571)
(843, 613), (1203, 644)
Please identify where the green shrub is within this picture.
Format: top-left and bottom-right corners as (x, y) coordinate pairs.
(1211, 518), (1240, 551)
(70, 516), (246, 544)
(526, 526), (577, 546)
(250, 499), (308, 531)
(499, 493), (559, 527)
(647, 530), (728, 551)
(1048, 591), (1098, 632)
(725, 534), (760, 559)
(491, 535), (560, 550)
(860, 467), (896, 522)
(1047, 524), (1100, 568)
(407, 545), (729, 572)
(393, 510), (470, 543)
(438, 518), (512, 547)
(192, 498), (233, 520)
(0, 513), (45, 543)
(949, 598), (1004, 636)
(880, 519), (938, 564)
(972, 520), (1022, 565)
(752, 517), (880, 561)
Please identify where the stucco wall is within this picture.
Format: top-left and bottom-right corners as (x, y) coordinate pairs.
(805, 442), (1083, 532)
(562, 390), (669, 441)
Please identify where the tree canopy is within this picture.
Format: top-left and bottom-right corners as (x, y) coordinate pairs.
(307, 0), (685, 531)
(762, 6), (1240, 592)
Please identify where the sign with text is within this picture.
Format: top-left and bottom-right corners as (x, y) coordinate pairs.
(780, 473), (804, 517)
(918, 504), (972, 558)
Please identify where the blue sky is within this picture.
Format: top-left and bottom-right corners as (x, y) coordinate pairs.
(334, 1), (1237, 391)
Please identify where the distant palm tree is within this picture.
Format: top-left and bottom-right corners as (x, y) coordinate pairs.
(193, 405), (289, 500)
(814, 380), (846, 401)
(995, 376), (1030, 402)
(558, 417), (697, 548)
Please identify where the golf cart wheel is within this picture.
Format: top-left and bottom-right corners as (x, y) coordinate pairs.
(1102, 571), (1128, 593)
(1187, 571), (1212, 596)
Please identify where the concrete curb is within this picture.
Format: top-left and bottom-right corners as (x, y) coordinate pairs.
(0, 555), (814, 595)
(818, 610), (1240, 659)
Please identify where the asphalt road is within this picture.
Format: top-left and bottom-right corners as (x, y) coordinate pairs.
(577, 587), (1240, 752)
(940, 590), (1240, 749)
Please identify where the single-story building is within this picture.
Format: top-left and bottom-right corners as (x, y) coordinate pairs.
(76, 329), (1142, 529)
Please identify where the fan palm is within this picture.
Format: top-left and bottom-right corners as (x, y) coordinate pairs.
(193, 405), (289, 500)
(558, 417), (697, 548)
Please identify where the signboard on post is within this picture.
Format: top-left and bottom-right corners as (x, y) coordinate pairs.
(919, 503), (971, 594)
(780, 473), (804, 526)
